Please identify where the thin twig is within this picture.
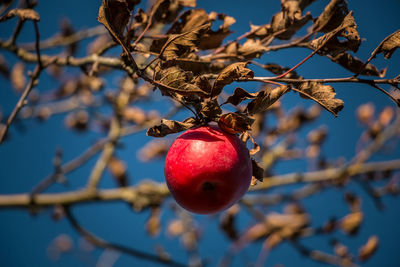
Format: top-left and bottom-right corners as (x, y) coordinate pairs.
(64, 207), (187, 267)
(132, 0), (162, 47)
(247, 76), (400, 86)
(22, 25), (108, 51)
(0, 20), (43, 144)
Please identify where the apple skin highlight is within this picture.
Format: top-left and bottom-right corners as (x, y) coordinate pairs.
(164, 125), (252, 214)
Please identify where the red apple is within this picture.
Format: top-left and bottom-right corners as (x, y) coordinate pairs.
(164, 125), (252, 214)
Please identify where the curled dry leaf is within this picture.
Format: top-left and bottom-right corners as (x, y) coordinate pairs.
(97, 0), (135, 66)
(245, 86), (289, 115)
(98, 0), (131, 40)
(372, 29), (400, 59)
(167, 9), (209, 34)
(266, 0), (313, 40)
(295, 82), (344, 117)
(313, 0), (348, 33)
(218, 112), (254, 134)
(225, 87), (258, 106)
(0, 8), (40, 22)
(211, 62), (254, 98)
(308, 11), (360, 56)
(199, 12), (235, 50)
(358, 235), (379, 261)
(248, 134), (260, 156)
(147, 118), (197, 137)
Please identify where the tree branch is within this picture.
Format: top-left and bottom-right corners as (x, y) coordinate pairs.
(1, 159), (399, 209)
(64, 207), (187, 267)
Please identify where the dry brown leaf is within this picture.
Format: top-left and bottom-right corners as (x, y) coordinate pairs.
(309, 11), (360, 56)
(159, 24), (210, 61)
(218, 112), (254, 134)
(192, 75), (212, 94)
(248, 134), (260, 156)
(225, 87), (257, 106)
(358, 235), (379, 261)
(373, 29), (400, 59)
(269, 0), (314, 40)
(296, 82), (344, 117)
(147, 118), (197, 137)
(196, 98), (222, 119)
(198, 13), (235, 50)
(237, 39), (265, 59)
(313, 0), (348, 33)
(153, 64), (209, 99)
(0, 8), (40, 22)
(98, 0), (130, 40)
(150, 8), (210, 52)
(211, 62), (254, 97)
(167, 9), (209, 34)
(169, 59), (213, 75)
(246, 86), (289, 115)
(329, 52), (385, 77)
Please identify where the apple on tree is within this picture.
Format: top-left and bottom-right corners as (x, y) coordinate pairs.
(164, 125), (252, 214)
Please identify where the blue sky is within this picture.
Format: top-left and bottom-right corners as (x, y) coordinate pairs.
(1, 0), (400, 266)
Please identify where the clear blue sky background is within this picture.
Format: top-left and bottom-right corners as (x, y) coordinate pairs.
(0, 0), (400, 266)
